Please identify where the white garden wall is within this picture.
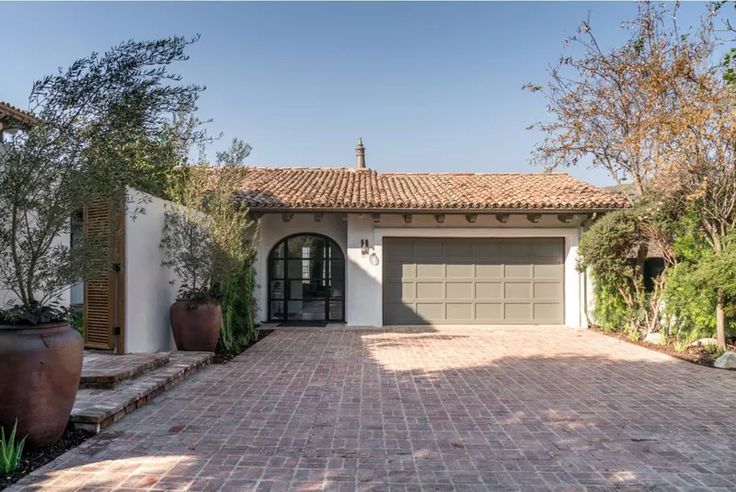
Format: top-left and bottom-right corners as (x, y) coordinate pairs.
(123, 188), (180, 353)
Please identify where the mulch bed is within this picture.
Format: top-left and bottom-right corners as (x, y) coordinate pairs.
(213, 328), (273, 364)
(590, 325), (735, 367)
(0, 425), (93, 490)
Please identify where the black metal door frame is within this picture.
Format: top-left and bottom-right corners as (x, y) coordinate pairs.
(267, 233), (345, 323)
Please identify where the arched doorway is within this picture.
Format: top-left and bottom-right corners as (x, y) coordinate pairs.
(268, 233), (345, 322)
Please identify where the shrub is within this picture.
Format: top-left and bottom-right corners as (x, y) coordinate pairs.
(591, 281), (629, 332)
(579, 207), (666, 334)
(661, 212), (736, 341)
(162, 139), (257, 350)
(218, 259), (257, 354)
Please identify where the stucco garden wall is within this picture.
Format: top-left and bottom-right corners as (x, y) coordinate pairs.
(124, 188), (180, 353)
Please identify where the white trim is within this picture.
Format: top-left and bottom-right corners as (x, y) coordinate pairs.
(371, 227), (583, 328)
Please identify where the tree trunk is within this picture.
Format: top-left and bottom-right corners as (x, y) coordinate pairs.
(716, 289), (727, 350)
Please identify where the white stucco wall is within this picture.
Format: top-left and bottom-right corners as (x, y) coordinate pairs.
(124, 189), (180, 352)
(255, 212), (587, 328)
(254, 213), (348, 323)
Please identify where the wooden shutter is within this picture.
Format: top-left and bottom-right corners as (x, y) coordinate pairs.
(83, 199), (126, 352)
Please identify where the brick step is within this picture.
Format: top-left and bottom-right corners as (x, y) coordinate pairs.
(71, 351), (213, 434)
(80, 352), (171, 389)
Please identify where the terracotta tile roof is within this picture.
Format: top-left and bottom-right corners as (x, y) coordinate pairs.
(0, 100), (38, 127)
(235, 167), (628, 211)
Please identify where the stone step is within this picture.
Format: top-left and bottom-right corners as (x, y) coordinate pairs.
(71, 351), (213, 433)
(80, 352), (171, 389)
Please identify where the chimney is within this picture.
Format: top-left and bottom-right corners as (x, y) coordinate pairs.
(356, 138), (366, 169)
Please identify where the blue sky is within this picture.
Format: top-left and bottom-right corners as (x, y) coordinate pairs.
(0, 1), (716, 185)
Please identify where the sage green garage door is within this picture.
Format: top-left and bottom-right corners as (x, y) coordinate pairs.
(383, 237), (564, 325)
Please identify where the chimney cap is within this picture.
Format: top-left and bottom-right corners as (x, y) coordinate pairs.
(356, 137), (366, 169)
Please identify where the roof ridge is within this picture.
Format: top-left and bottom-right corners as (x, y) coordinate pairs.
(244, 165), (357, 171)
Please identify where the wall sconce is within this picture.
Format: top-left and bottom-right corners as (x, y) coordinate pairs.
(369, 252), (380, 266)
(360, 239), (369, 255)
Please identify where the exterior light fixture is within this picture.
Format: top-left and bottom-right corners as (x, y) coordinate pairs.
(360, 239), (369, 255)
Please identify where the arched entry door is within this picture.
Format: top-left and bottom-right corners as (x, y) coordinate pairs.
(268, 234), (345, 322)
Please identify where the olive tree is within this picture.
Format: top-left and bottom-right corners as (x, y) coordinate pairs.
(0, 37), (205, 323)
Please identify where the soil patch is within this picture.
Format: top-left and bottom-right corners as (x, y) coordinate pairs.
(591, 325), (735, 367)
(213, 329), (273, 364)
(0, 425), (93, 490)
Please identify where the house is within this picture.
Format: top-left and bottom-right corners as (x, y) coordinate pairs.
(239, 140), (627, 328)
(0, 100), (38, 133)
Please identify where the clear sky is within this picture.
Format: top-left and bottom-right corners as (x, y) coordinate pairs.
(0, 1), (715, 185)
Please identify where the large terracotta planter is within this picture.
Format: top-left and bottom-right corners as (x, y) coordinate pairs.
(170, 299), (222, 352)
(0, 322), (83, 448)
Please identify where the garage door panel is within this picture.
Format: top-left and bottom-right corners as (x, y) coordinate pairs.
(476, 282), (503, 299)
(505, 303), (532, 321)
(476, 263), (503, 278)
(473, 241), (503, 257)
(416, 303), (443, 320)
(416, 263), (443, 277)
(445, 242), (474, 257)
(476, 303), (503, 320)
(446, 282), (473, 299)
(383, 237), (563, 325)
(502, 239), (532, 257)
(505, 282), (532, 299)
(535, 303), (563, 322)
(385, 302), (421, 324)
(446, 303), (472, 320)
(505, 264), (532, 279)
(385, 281), (415, 300)
(415, 241), (443, 257)
(534, 263), (562, 278)
(534, 282), (562, 299)
(416, 282), (443, 299)
(446, 263), (473, 278)
(532, 239), (564, 257)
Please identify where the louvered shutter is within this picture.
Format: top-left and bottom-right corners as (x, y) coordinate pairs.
(83, 199), (125, 352)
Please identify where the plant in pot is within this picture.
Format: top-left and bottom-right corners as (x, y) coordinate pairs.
(0, 37), (205, 448)
(161, 139), (257, 354)
(161, 205), (223, 352)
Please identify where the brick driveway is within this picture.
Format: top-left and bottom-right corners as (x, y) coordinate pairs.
(12, 326), (736, 491)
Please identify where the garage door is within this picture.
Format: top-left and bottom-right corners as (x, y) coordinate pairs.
(383, 237), (564, 325)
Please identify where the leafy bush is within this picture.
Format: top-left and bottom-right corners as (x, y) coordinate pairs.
(218, 259), (257, 354)
(0, 302), (68, 326)
(70, 307), (84, 336)
(591, 281), (629, 332)
(0, 421), (25, 476)
(661, 212), (736, 341)
(161, 139), (257, 351)
(579, 207), (666, 334)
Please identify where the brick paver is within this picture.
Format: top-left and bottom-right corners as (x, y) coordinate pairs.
(12, 326), (736, 491)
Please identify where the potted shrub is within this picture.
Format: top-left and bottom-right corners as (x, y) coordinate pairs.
(161, 142), (256, 353)
(161, 206), (222, 352)
(0, 37), (205, 447)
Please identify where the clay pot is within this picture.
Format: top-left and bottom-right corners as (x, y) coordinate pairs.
(0, 322), (83, 448)
(170, 299), (222, 352)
